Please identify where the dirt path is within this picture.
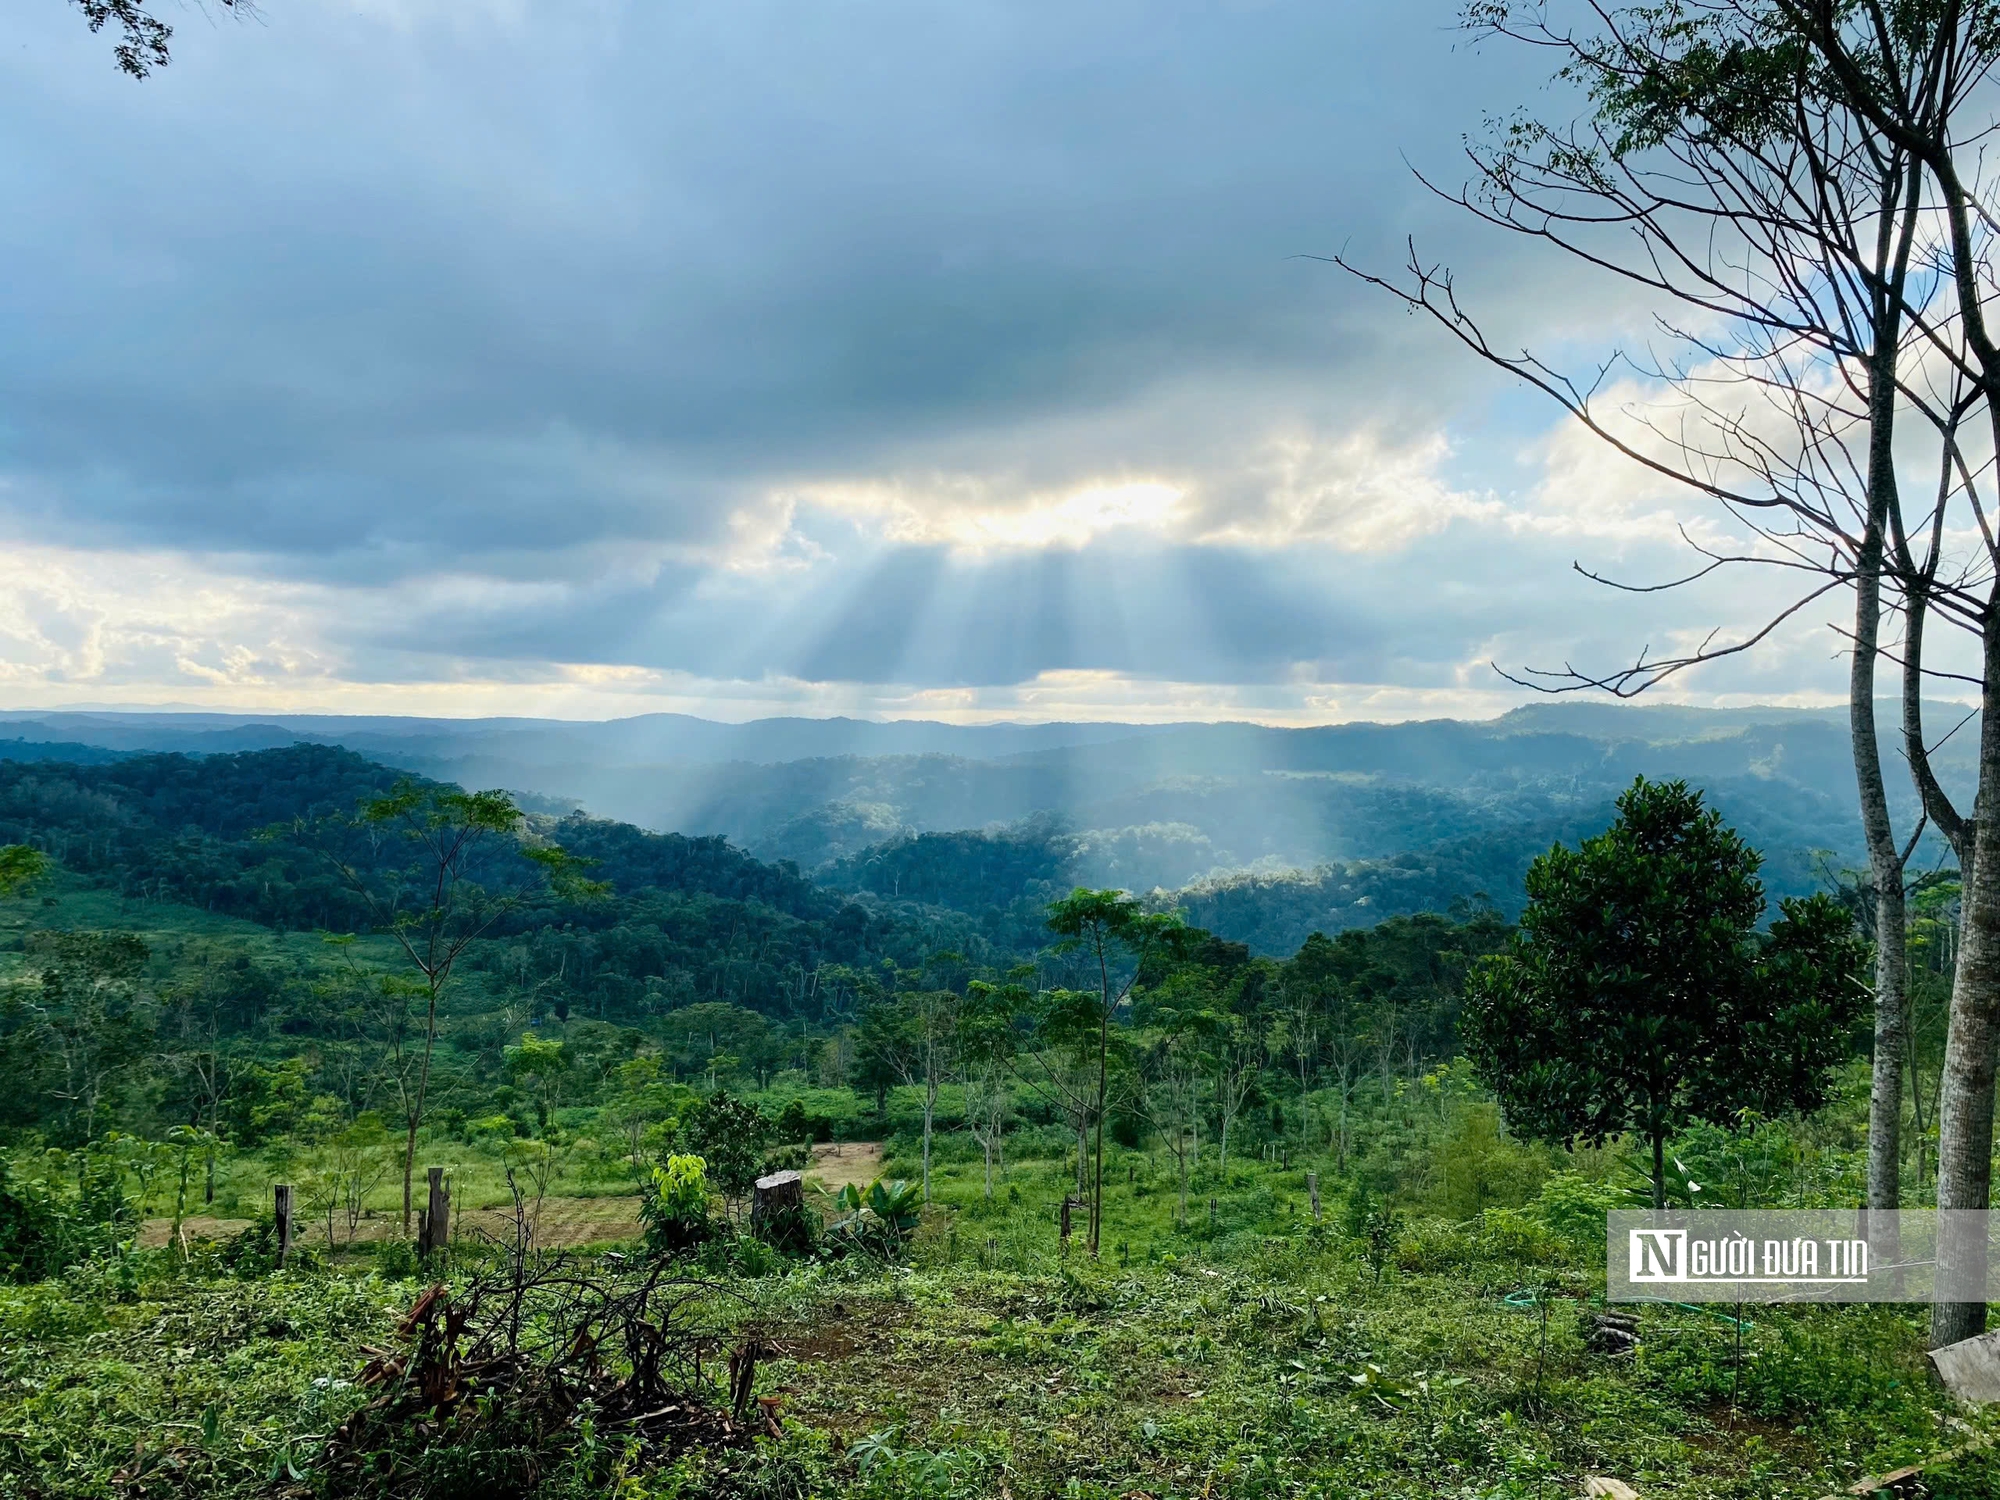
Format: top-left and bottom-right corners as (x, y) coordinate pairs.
(806, 1141), (884, 1195)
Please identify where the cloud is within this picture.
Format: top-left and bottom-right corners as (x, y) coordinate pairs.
(0, 0), (1897, 724)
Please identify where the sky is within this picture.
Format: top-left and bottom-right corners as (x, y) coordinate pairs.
(0, 0), (1906, 724)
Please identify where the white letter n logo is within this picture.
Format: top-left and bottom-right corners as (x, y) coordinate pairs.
(1630, 1230), (1685, 1282)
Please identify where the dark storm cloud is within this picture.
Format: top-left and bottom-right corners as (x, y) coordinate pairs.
(0, 0), (1557, 573)
(0, 0), (1750, 714)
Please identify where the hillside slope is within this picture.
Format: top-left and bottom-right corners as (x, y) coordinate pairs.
(0, 703), (1934, 953)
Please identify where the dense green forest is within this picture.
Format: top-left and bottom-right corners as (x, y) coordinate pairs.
(0, 742), (1987, 1500)
(2, 704), (1948, 931)
(0, 744), (1513, 1153)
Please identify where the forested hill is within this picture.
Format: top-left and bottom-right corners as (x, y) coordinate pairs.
(0, 705), (1961, 917)
(0, 703), (1925, 957)
(0, 745), (986, 1021)
(0, 744), (827, 925)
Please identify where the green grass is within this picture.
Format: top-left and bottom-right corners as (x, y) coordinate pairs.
(4, 1143), (1990, 1500)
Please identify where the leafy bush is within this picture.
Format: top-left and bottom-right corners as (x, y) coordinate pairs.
(1429, 1105), (1550, 1219)
(1475, 1207), (1568, 1266)
(0, 1153), (135, 1283)
(825, 1179), (923, 1261)
(678, 1092), (770, 1212)
(0, 1170), (64, 1283)
(215, 1212), (281, 1277)
(375, 1237), (421, 1280)
(774, 1099), (811, 1144)
(1525, 1171), (1622, 1250)
(1394, 1216), (1473, 1275)
(641, 1154), (715, 1261)
(760, 1143), (811, 1175)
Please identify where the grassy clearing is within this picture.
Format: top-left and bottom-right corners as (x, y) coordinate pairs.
(10, 1141), (1994, 1500)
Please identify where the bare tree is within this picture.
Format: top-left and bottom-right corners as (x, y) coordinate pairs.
(160, 962), (229, 1203)
(1754, 0), (2000, 1346)
(871, 989), (962, 1202)
(313, 781), (604, 1232)
(1211, 1017), (1257, 1179)
(961, 983), (1017, 1199)
(1339, 0), (1965, 1233)
(1046, 891), (1183, 1256)
(1138, 1025), (1206, 1224)
(306, 1116), (394, 1251)
(963, 1055), (1012, 1199)
(20, 931), (152, 1143)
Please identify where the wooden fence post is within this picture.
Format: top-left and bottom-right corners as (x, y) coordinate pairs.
(1308, 1171), (1321, 1222)
(273, 1183), (292, 1267)
(422, 1167), (449, 1256)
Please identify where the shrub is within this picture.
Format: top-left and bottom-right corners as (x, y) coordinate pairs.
(1395, 1216), (1474, 1275)
(375, 1238), (421, 1280)
(824, 1179), (923, 1261)
(774, 1099), (810, 1144)
(759, 1143), (810, 1175)
(641, 1155), (714, 1261)
(0, 1170), (64, 1283)
(1525, 1171), (1622, 1251)
(678, 1092), (770, 1213)
(0, 1154), (134, 1283)
(1430, 1106), (1551, 1219)
(1476, 1207), (1568, 1266)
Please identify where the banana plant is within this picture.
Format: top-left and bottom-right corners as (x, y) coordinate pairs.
(829, 1178), (923, 1259)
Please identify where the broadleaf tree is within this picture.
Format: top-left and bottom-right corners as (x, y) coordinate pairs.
(1463, 778), (1864, 1209)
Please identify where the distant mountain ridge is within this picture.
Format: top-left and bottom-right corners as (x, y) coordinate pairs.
(0, 702), (1961, 953)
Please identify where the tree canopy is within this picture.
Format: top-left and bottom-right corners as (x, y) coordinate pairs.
(1462, 778), (1864, 1207)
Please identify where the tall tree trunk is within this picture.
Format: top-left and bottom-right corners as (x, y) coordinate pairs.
(402, 1115), (419, 1232)
(1931, 607), (2000, 1348)
(921, 1079), (935, 1202)
(1091, 964), (1110, 1257)
(1852, 484), (1906, 1214)
(402, 984), (446, 1233)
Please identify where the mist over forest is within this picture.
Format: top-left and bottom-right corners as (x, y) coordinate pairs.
(0, 701), (1957, 954)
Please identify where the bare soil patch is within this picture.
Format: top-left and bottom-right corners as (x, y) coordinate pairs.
(141, 1195), (647, 1252)
(806, 1141), (884, 1195)
(136, 1215), (252, 1249)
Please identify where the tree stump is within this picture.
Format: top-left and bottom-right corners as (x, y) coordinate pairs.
(751, 1170), (807, 1250)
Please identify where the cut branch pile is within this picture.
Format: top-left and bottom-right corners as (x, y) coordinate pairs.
(316, 1253), (766, 1497)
